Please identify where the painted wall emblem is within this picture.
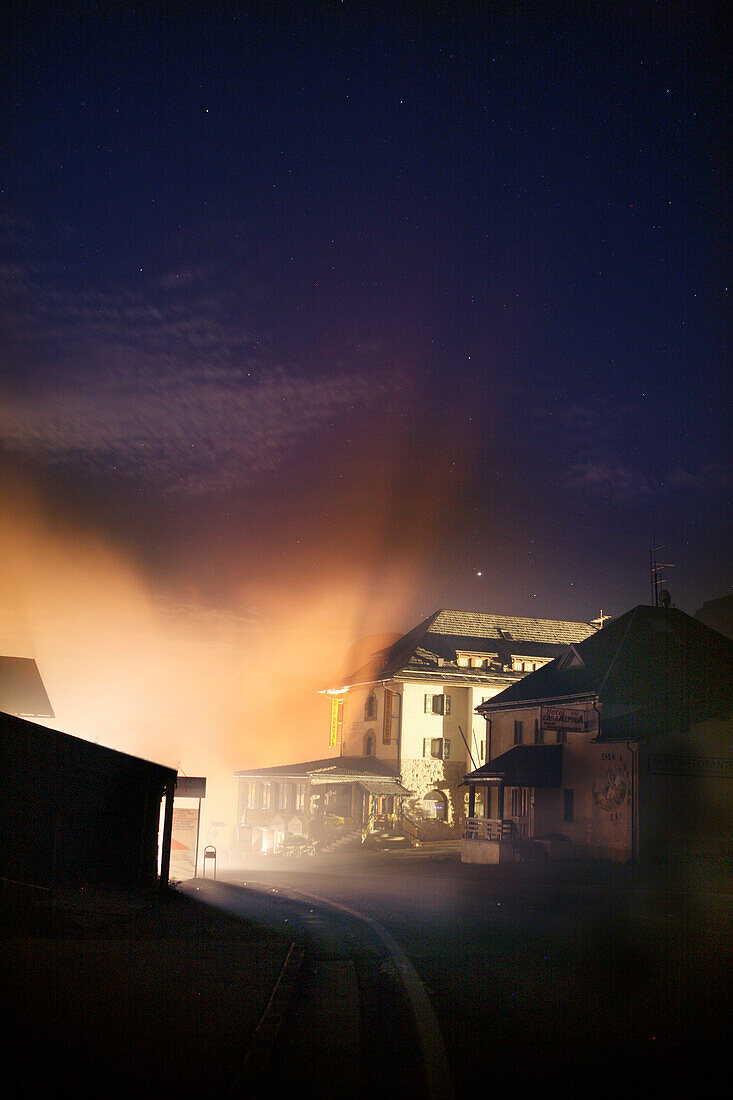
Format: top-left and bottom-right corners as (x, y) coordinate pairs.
(593, 754), (630, 813)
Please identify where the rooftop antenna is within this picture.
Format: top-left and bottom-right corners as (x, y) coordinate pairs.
(649, 514), (674, 607)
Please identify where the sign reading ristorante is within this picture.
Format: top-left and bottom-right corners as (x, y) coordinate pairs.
(541, 706), (587, 731)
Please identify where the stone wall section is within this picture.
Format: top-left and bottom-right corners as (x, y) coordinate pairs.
(401, 758), (467, 827)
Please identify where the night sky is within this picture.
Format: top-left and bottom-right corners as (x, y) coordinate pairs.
(0, 5), (730, 801)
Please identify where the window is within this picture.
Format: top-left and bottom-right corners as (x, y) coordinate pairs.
(294, 784), (305, 813)
(514, 720), (524, 745)
(556, 728), (567, 744)
(277, 783), (289, 810)
(246, 782), (256, 809)
(423, 737), (451, 759)
(261, 782), (272, 810)
(534, 719), (544, 744)
(563, 788), (575, 822)
(364, 691), (378, 721)
(364, 730), (376, 756)
(424, 693), (451, 715)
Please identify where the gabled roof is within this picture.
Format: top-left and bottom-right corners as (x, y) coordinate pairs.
(334, 609), (597, 688)
(476, 605), (733, 728)
(0, 656), (54, 718)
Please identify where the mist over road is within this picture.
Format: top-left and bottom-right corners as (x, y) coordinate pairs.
(213, 850), (731, 1096)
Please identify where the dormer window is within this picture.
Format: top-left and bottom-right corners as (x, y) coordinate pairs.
(364, 691), (378, 721)
(557, 645), (585, 670)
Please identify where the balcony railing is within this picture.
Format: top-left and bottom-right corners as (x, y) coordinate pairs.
(463, 817), (517, 842)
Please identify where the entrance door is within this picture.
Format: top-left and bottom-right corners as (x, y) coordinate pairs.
(510, 787), (531, 837)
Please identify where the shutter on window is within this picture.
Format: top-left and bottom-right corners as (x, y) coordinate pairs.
(423, 738), (430, 757)
(424, 694), (432, 713)
(444, 739), (451, 759)
(445, 695), (451, 715)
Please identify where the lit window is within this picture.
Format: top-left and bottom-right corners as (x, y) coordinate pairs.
(294, 784), (305, 812)
(261, 782), (272, 810)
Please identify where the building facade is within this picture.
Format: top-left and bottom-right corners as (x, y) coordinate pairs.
(327, 609), (597, 834)
(464, 604), (733, 863)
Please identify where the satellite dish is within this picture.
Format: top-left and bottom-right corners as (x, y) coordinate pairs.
(659, 589), (671, 608)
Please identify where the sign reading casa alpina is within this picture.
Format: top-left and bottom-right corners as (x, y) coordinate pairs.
(541, 706), (587, 731)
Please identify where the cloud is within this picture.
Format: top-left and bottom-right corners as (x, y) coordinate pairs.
(562, 461), (653, 501)
(0, 262), (406, 496)
(0, 361), (393, 494)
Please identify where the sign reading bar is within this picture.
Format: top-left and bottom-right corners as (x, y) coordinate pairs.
(383, 688), (392, 743)
(329, 697), (341, 748)
(542, 706), (587, 732)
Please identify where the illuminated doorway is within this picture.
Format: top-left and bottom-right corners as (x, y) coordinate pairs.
(423, 789), (447, 820)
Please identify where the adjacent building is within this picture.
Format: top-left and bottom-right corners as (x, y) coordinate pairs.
(0, 656), (54, 719)
(463, 604), (733, 863)
(234, 755), (411, 855)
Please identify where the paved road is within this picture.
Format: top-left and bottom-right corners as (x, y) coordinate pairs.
(209, 847), (732, 1098)
(186, 875), (440, 1099)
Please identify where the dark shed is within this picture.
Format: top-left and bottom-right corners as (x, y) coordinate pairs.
(1, 710), (176, 890)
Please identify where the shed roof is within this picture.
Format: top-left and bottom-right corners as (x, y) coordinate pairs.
(465, 744), (563, 788)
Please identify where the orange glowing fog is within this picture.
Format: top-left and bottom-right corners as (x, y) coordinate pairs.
(0, 479), (427, 853)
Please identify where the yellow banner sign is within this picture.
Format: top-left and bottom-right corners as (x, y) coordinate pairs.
(330, 696), (340, 747)
(383, 688), (392, 743)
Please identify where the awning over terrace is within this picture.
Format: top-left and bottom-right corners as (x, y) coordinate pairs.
(356, 778), (413, 797)
(464, 744), (563, 788)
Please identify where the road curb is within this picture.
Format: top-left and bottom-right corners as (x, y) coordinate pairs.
(228, 937), (306, 1095)
(244, 881), (457, 1100)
